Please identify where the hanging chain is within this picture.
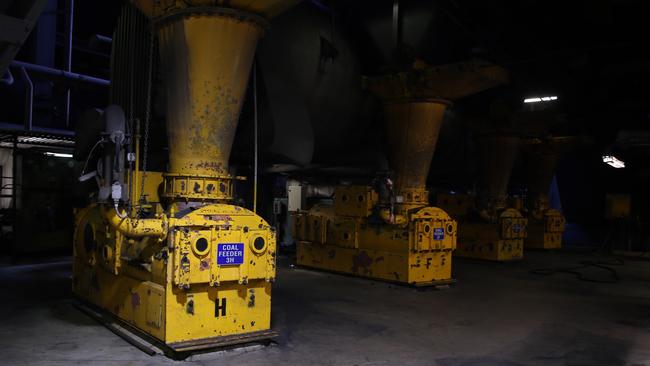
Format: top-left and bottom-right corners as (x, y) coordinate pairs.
(139, 21), (154, 208)
(127, 28), (136, 211)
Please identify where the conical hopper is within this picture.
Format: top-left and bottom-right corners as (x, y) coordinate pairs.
(158, 12), (262, 177)
(145, 2), (297, 200)
(365, 60), (508, 206)
(475, 136), (520, 210)
(521, 136), (581, 209)
(383, 100), (449, 193)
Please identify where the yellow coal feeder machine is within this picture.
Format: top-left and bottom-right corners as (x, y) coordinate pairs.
(520, 136), (580, 250)
(72, 0), (297, 353)
(438, 135), (528, 261)
(292, 61), (508, 286)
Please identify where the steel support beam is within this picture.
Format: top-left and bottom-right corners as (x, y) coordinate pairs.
(10, 60), (110, 86)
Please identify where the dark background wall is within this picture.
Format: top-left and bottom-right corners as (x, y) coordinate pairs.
(2, 0), (649, 254)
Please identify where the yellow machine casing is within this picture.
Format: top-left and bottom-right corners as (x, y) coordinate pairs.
(72, 199), (276, 349)
(452, 208), (527, 261)
(293, 186), (457, 286)
(525, 208), (565, 250)
(438, 193), (527, 261)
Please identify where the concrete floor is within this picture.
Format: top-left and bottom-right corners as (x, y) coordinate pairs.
(2, 251), (650, 365)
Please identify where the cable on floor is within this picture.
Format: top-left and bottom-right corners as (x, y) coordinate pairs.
(529, 258), (624, 283)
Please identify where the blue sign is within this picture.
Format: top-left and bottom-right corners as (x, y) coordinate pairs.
(217, 243), (244, 265)
(433, 228), (445, 240)
(513, 224), (521, 233)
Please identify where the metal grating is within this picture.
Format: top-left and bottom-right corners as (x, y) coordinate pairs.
(0, 130), (75, 149)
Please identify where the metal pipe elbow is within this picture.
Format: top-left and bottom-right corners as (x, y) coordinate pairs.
(102, 207), (168, 239)
(379, 208), (408, 227)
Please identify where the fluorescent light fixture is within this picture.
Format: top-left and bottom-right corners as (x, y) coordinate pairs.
(44, 152), (73, 158)
(602, 155), (625, 168)
(524, 96), (558, 103)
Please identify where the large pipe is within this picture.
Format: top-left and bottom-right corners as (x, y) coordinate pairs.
(0, 69), (14, 85)
(89, 34), (113, 47)
(103, 207), (168, 238)
(10, 60), (110, 86)
(253, 62), (259, 213)
(19, 67), (33, 131)
(65, 0), (74, 126)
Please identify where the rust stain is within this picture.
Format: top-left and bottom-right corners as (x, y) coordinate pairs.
(199, 259), (210, 271)
(351, 251), (372, 275)
(375, 256), (385, 263)
(131, 292), (140, 308)
(195, 161), (226, 173)
(206, 214), (232, 222)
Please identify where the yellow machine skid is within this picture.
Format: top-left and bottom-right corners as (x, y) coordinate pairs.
(454, 226), (524, 261)
(297, 242), (453, 286)
(525, 209), (565, 250)
(73, 203), (276, 350)
(454, 208), (527, 262)
(293, 188), (457, 286)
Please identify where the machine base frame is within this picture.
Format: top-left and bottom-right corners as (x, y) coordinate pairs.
(294, 263), (456, 288)
(296, 241), (454, 287)
(525, 220), (563, 250)
(453, 221), (525, 262)
(74, 299), (278, 359)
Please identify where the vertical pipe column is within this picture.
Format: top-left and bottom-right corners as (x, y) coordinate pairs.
(11, 136), (17, 261)
(19, 68), (33, 131)
(253, 62), (259, 213)
(64, 0), (74, 126)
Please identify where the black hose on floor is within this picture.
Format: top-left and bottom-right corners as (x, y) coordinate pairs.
(529, 259), (624, 283)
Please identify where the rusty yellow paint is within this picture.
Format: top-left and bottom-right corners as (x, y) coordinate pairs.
(131, 171), (164, 205)
(73, 1), (299, 352)
(130, 0), (300, 19)
(293, 189), (457, 286)
(363, 60), (508, 101)
(436, 192), (475, 219)
(525, 208), (565, 250)
(290, 61), (512, 285)
(383, 101), (449, 196)
(453, 208), (527, 261)
(73, 201), (276, 345)
(333, 186), (378, 217)
(157, 11), (262, 179)
(103, 207), (169, 239)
